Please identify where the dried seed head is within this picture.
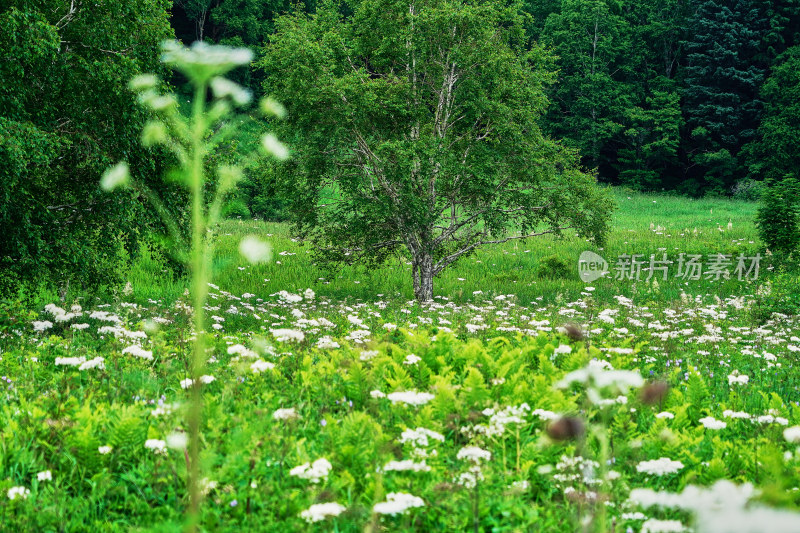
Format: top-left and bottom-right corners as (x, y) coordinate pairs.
(563, 323), (585, 342)
(640, 381), (669, 405)
(547, 417), (585, 441)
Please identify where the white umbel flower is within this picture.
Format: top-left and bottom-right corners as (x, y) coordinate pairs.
(289, 458), (332, 484)
(386, 391), (435, 406)
(300, 502), (346, 523)
(373, 492), (425, 515)
(457, 446), (492, 463)
(636, 457), (684, 476)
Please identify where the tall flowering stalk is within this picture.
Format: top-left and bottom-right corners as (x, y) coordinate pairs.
(101, 40), (286, 531)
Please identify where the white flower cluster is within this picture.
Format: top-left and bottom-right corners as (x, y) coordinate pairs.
(456, 446), (492, 464)
(180, 375), (215, 389)
(386, 391), (435, 406)
(299, 502), (346, 523)
(399, 427), (445, 448)
(250, 360), (275, 373)
(728, 372), (749, 385)
(360, 350), (379, 361)
(382, 459), (430, 472)
(7, 486), (30, 500)
(44, 303), (82, 322)
(721, 410), (789, 425)
(551, 455), (601, 489)
(54, 356), (105, 371)
(630, 479), (800, 533)
(556, 362), (643, 405)
(372, 492), (425, 515)
(403, 353), (421, 365)
(144, 439), (167, 455)
(316, 336), (340, 349)
(699, 416), (727, 430)
(398, 427), (444, 459)
(270, 328), (305, 343)
(289, 458), (332, 484)
(470, 404), (530, 437)
(784, 426), (800, 443)
(33, 320), (53, 332)
(455, 469), (484, 489)
(228, 344), (258, 358)
(532, 408), (560, 420)
(122, 345), (153, 360)
(636, 457), (684, 476)
(273, 407), (299, 421)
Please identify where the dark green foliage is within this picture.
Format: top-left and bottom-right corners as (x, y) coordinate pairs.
(682, 0), (767, 194)
(0, 1), (176, 296)
(517, 0), (800, 194)
(745, 46), (800, 184)
(755, 178), (800, 254)
(541, 0), (631, 170)
(238, 165), (291, 221)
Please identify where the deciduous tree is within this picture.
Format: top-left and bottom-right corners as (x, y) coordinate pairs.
(260, 0), (612, 301)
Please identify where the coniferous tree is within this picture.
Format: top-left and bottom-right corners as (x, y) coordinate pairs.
(682, 0), (767, 194)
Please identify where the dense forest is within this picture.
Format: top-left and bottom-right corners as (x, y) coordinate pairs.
(167, 0), (800, 194)
(2, 0), (800, 294)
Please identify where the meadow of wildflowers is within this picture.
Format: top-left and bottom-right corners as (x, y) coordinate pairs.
(3, 254), (800, 531)
(2, 35), (798, 533)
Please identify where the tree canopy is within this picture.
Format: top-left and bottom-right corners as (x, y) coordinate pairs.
(259, 0), (612, 301)
(0, 0), (175, 295)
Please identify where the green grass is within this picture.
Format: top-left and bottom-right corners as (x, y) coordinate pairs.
(128, 188), (765, 306)
(6, 188), (800, 533)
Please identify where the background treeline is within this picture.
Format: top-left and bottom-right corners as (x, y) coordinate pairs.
(174, 0), (800, 197)
(3, 0), (800, 296)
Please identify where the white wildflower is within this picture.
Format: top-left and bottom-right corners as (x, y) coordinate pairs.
(636, 457), (684, 476)
(289, 458), (332, 484)
(239, 235), (272, 264)
(300, 502), (346, 523)
(457, 446), (492, 463)
(387, 391), (435, 406)
(699, 417), (727, 430)
(144, 439), (167, 455)
(7, 486), (30, 500)
(251, 359), (275, 373)
(273, 408), (299, 421)
(373, 492), (425, 515)
(122, 345), (154, 360)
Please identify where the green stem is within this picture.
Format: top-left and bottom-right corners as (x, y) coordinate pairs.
(186, 81), (208, 533)
(594, 414), (610, 533)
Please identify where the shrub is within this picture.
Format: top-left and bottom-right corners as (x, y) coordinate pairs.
(751, 271), (800, 322)
(731, 178), (764, 201)
(536, 255), (572, 280)
(755, 178), (800, 254)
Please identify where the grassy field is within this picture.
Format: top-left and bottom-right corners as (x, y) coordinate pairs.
(5, 188), (800, 532)
(129, 189), (764, 306)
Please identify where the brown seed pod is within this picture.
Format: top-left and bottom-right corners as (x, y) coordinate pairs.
(563, 323), (585, 342)
(640, 380), (669, 405)
(547, 416), (586, 441)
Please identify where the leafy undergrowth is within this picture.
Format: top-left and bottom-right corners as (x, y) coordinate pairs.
(2, 289), (800, 532)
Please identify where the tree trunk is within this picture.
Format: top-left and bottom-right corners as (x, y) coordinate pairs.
(412, 253), (434, 302)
